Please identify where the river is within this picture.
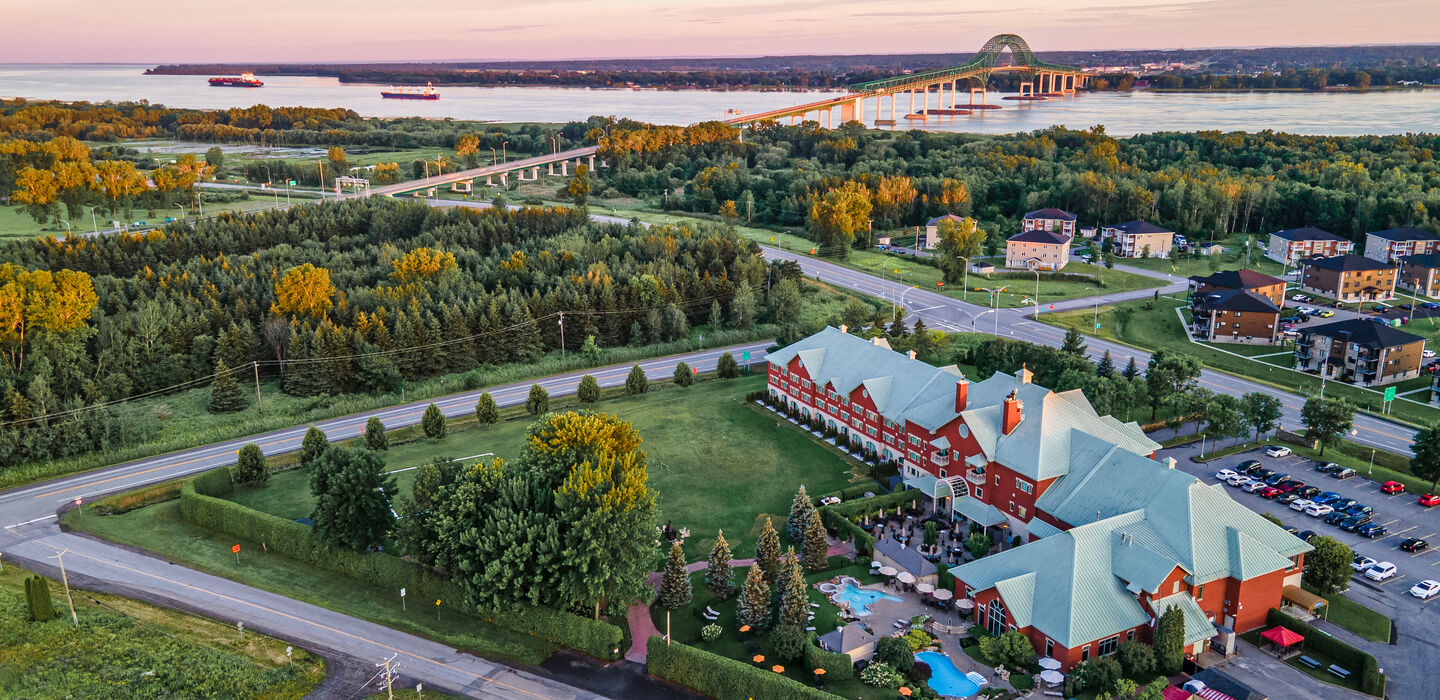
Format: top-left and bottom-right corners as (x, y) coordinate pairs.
(2, 63), (1437, 136)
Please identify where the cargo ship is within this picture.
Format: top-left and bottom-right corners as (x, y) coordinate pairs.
(381, 83), (440, 100)
(209, 72), (263, 87)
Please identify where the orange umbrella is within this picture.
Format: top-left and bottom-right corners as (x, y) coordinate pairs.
(772, 665), (785, 673)
(739, 625), (751, 633)
(899, 687), (912, 697)
(814, 668), (827, 676)
(753, 655), (765, 663)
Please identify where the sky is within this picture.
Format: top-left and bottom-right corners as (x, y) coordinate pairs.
(5, 0), (1438, 63)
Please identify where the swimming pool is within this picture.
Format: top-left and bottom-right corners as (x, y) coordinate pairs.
(829, 582), (902, 616)
(916, 651), (983, 698)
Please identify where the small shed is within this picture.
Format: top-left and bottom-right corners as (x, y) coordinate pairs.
(817, 622), (879, 662)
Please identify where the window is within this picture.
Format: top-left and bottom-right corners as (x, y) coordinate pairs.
(939, 469), (947, 478)
(908, 450), (921, 463)
(1196, 585), (1205, 600)
(1173, 581), (1181, 594)
(1016, 479), (1033, 495)
(1126, 630), (1135, 642)
(994, 475), (1000, 485)
(908, 435), (921, 447)
(987, 599), (1006, 636)
(975, 487), (983, 499)
(1098, 636), (1118, 656)
(1018, 506), (1027, 518)
(1008, 501), (1015, 513)
(1045, 639), (1054, 658)
(1081, 646), (1090, 663)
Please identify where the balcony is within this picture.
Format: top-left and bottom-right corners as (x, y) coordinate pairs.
(932, 453), (951, 467)
(966, 467), (986, 485)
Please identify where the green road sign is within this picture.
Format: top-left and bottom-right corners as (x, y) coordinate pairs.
(288, 179), (296, 186)
(1095, 323), (1101, 330)
(741, 351), (751, 361)
(1384, 386), (1397, 401)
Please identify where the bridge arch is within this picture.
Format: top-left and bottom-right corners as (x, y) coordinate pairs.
(974, 34), (1038, 70)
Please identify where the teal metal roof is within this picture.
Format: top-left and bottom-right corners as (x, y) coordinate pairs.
(1151, 592), (1216, 646)
(1026, 518), (1063, 540)
(903, 473), (939, 496)
(954, 496), (1007, 527)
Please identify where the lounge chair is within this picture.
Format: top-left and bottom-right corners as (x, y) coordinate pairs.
(705, 606), (720, 616)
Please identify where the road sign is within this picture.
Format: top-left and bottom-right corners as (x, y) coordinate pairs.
(1095, 323), (1101, 330)
(741, 351), (751, 361)
(232, 544), (241, 553)
(1384, 386), (1397, 401)
(287, 179), (296, 186)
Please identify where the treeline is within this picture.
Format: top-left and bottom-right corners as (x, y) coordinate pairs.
(337, 68), (858, 90)
(586, 119), (1439, 248)
(0, 199), (791, 470)
(1137, 66), (1440, 91)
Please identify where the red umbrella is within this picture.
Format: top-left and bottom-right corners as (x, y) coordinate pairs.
(1260, 626), (1305, 648)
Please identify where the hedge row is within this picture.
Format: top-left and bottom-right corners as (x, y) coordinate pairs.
(646, 637), (843, 700)
(1267, 609), (1384, 697)
(180, 468), (622, 659)
(814, 483), (881, 505)
(819, 488), (922, 522)
(804, 632), (855, 681)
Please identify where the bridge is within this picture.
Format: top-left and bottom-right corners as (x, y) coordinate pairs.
(361, 146), (600, 198)
(723, 34), (1087, 127)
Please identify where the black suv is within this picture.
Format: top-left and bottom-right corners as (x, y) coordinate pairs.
(1323, 511), (1350, 526)
(1253, 468), (1276, 481)
(1236, 460), (1264, 475)
(1265, 473), (1291, 486)
(1342, 504), (1373, 517)
(1332, 498), (1359, 511)
(1401, 538), (1430, 553)
(1340, 515), (1373, 532)
(1294, 486), (1321, 499)
(1315, 462), (1341, 474)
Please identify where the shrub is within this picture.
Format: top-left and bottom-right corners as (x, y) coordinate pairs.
(1074, 657), (1123, 693)
(525, 383), (550, 415)
(577, 374), (600, 404)
(646, 637), (839, 700)
(717, 352), (739, 378)
(474, 392), (499, 427)
(673, 361), (694, 387)
(768, 624), (807, 660)
(904, 627), (933, 652)
(700, 624), (722, 642)
(860, 661), (904, 688)
(1116, 640), (1156, 679)
(298, 426), (328, 467)
(804, 632), (854, 681)
(876, 636), (915, 672)
(421, 403), (447, 439)
(364, 416), (388, 450)
(625, 364), (648, 395)
(25, 575), (55, 621)
(232, 443), (269, 485)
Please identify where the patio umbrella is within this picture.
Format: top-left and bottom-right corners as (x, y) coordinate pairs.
(772, 665), (785, 673)
(1260, 626), (1305, 651)
(1039, 670), (1064, 685)
(916, 583), (935, 594)
(1038, 657), (1062, 670)
(871, 560), (884, 569)
(898, 687), (913, 697)
(879, 566), (899, 577)
(814, 668), (827, 677)
(939, 591), (959, 602)
(753, 654), (765, 663)
(896, 572), (917, 584)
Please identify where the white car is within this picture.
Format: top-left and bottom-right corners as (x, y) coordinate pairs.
(1226, 475), (1252, 488)
(1243, 480), (1269, 493)
(1351, 555), (1377, 572)
(1305, 503), (1334, 517)
(1425, 350), (1438, 359)
(1410, 580), (1440, 600)
(1365, 562), (1397, 581)
(1214, 469), (1238, 481)
(1289, 499), (1314, 512)
(1296, 305), (1318, 315)
(1291, 293), (1310, 302)
(1266, 446), (1292, 458)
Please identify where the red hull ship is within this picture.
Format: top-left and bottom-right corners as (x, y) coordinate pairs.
(209, 72), (263, 87)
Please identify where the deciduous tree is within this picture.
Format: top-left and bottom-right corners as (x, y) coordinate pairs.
(807, 180), (871, 258)
(717, 352), (739, 379)
(1301, 396), (1354, 456)
(934, 216), (985, 284)
(1304, 534), (1354, 595)
(1241, 392), (1283, 443)
(299, 426), (328, 468)
(673, 361), (693, 387)
(272, 264), (335, 319)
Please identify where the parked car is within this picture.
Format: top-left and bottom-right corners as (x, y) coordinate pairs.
(1317, 310), (1335, 318)
(1340, 515), (1372, 531)
(1401, 538), (1430, 553)
(1284, 526), (1301, 536)
(1332, 498), (1359, 511)
(1374, 303), (1392, 312)
(1243, 480), (1269, 493)
(1410, 580), (1440, 600)
(1276, 480), (1305, 494)
(1266, 446), (1293, 458)
(1265, 473), (1291, 486)
(1295, 486), (1321, 498)
(1291, 293), (1311, 302)
(1213, 469), (1238, 481)
(1278, 493), (1305, 505)
(1252, 468), (1276, 481)
(1257, 486), (1283, 499)
(1366, 562), (1398, 581)
(1352, 555), (1378, 572)
(1298, 530), (1319, 542)
(1305, 503), (1334, 517)
(1342, 504), (1373, 517)
(1289, 499), (1314, 512)
(1226, 475), (1252, 488)
(1357, 523), (1387, 538)
(1419, 494), (1440, 507)
(1423, 302), (1440, 310)
(1334, 468), (1358, 480)
(1381, 481), (1406, 494)
(1312, 491), (1343, 505)
(1315, 462), (1341, 474)
(1236, 460), (1264, 474)
(1322, 510), (1350, 525)
(1424, 350), (1437, 360)
(1296, 305), (1318, 315)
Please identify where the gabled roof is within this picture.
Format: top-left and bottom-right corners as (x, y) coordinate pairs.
(1300, 254), (1391, 272)
(927, 213), (965, 226)
(1269, 226), (1345, 242)
(1188, 268), (1286, 291)
(1299, 318), (1425, 350)
(1399, 253), (1440, 270)
(818, 622), (878, 654)
(1024, 208), (1077, 221)
(1008, 229), (1071, 245)
(767, 327), (965, 431)
(1368, 226), (1440, 242)
(875, 536), (938, 578)
(1105, 220), (1172, 235)
(961, 378), (1159, 481)
(1193, 289), (1280, 314)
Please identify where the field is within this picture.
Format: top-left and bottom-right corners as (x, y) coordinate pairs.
(226, 374), (873, 561)
(0, 563), (326, 698)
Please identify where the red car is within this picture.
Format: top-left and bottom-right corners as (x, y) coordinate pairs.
(1257, 486), (1283, 499)
(1276, 480), (1305, 494)
(1381, 481), (1406, 494)
(1419, 494), (1440, 507)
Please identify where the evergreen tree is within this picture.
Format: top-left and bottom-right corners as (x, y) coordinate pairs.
(299, 426), (328, 468)
(422, 403), (447, 439)
(580, 334), (603, 366)
(1061, 326), (1087, 356)
(756, 517), (781, 584)
(802, 509), (830, 571)
(364, 416), (388, 450)
(395, 457), (461, 566)
(207, 360), (247, 413)
(705, 530), (736, 598)
(730, 282), (757, 329)
(778, 550), (809, 628)
(1122, 356), (1140, 379)
(717, 352), (739, 379)
(1155, 606), (1185, 676)
(474, 392), (499, 428)
(308, 446), (397, 551)
(786, 485), (815, 543)
(25, 575), (55, 622)
(625, 364), (648, 395)
(737, 562), (771, 629)
(525, 383), (550, 415)
(658, 540), (693, 609)
(1096, 349), (1115, 377)
(673, 361), (694, 387)
(577, 374), (600, 404)
(233, 443), (269, 484)
(709, 299), (723, 329)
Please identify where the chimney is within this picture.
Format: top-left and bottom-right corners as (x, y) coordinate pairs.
(1164, 457), (1177, 470)
(839, 324), (848, 334)
(907, 350), (917, 360)
(1002, 389), (1023, 436)
(1015, 362), (1032, 385)
(955, 379), (969, 413)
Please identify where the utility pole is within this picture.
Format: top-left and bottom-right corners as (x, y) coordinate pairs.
(252, 361), (263, 414)
(317, 160), (325, 196)
(376, 655), (397, 700)
(558, 312), (566, 360)
(51, 549), (78, 627)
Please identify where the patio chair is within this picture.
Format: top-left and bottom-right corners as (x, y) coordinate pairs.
(705, 606), (720, 616)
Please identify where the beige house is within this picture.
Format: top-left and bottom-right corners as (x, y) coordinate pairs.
(923, 214), (965, 250)
(1101, 220), (1174, 258)
(1006, 229), (1072, 270)
(817, 623), (879, 662)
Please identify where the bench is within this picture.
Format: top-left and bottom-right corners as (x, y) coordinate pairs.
(1328, 664), (1353, 680)
(1298, 655), (1322, 669)
(1043, 692), (1064, 698)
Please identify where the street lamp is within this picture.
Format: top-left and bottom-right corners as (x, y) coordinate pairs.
(1030, 267), (1041, 317)
(175, 204), (186, 221)
(59, 218), (72, 235)
(85, 205), (100, 234)
(490, 147), (497, 166)
(957, 255), (971, 302)
(501, 141), (509, 164)
(895, 285), (920, 328)
(977, 285), (1010, 335)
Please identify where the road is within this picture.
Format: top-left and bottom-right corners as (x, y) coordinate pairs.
(0, 342), (767, 698)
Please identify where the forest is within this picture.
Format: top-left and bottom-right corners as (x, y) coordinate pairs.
(0, 198), (799, 472)
(586, 117), (1440, 253)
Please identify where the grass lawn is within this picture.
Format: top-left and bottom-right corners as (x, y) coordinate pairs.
(650, 561), (883, 699)
(1318, 593), (1393, 643)
(228, 374), (873, 562)
(1041, 296), (1440, 427)
(1120, 233), (1290, 280)
(61, 498), (560, 666)
(0, 562), (326, 698)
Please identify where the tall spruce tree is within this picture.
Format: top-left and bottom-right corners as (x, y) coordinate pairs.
(658, 540), (693, 609)
(802, 509), (829, 571)
(207, 360), (247, 413)
(756, 517), (781, 584)
(422, 403), (447, 439)
(1122, 356), (1141, 379)
(1155, 606), (1185, 675)
(299, 426), (328, 468)
(1096, 349), (1115, 377)
(705, 530), (736, 598)
(474, 392), (499, 428)
(626, 364), (648, 395)
(777, 550), (809, 628)
(737, 562), (771, 629)
(364, 416), (388, 450)
(786, 485), (815, 543)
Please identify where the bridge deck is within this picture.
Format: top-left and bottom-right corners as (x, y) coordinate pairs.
(368, 146), (599, 197)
